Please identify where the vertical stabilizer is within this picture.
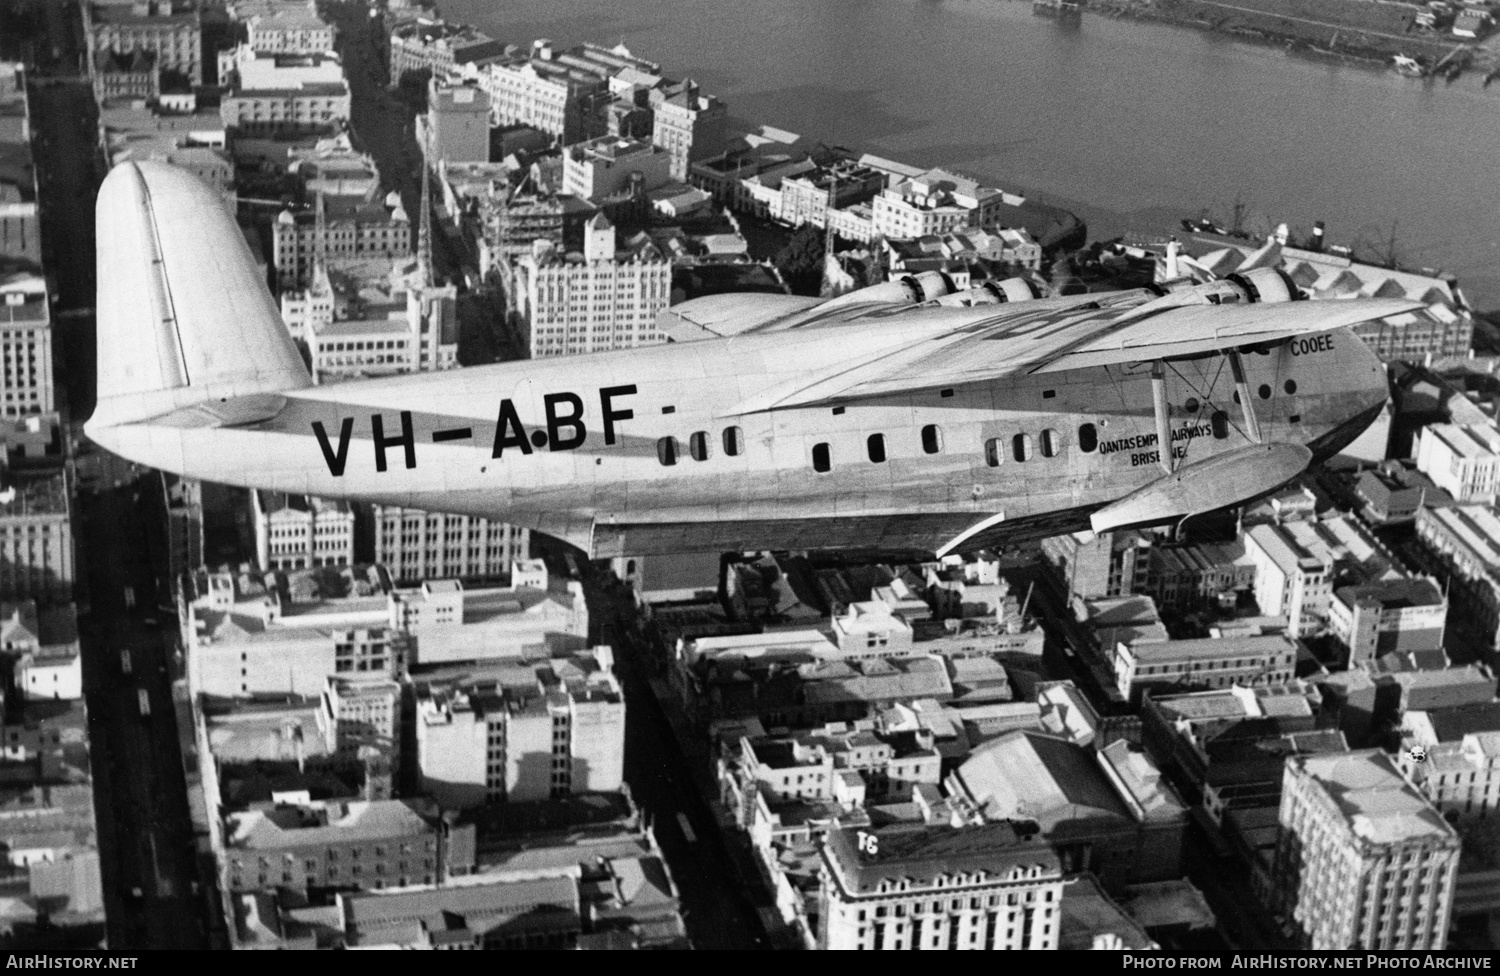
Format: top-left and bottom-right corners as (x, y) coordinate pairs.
(87, 162), (311, 432)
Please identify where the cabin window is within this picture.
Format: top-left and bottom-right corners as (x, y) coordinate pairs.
(1040, 429), (1062, 458)
(921, 425), (943, 454)
(1284, 379), (1298, 395)
(1013, 433), (1033, 462)
(656, 436), (678, 466)
(1211, 411), (1229, 439)
(1183, 397), (1199, 413)
(1078, 423), (1098, 453)
(940, 389), (954, 398)
(1258, 384), (1272, 400)
(812, 442), (831, 473)
(867, 434), (887, 464)
(689, 431), (710, 462)
(984, 439), (1002, 468)
(722, 426), (743, 457)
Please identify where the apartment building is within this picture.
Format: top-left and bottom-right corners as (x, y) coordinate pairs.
(370, 504), (528, 584)
(1415, 423), (1500, 505)
(0, 270), (55, 417)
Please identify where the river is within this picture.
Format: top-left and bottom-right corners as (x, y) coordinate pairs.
(441, 0), (1500, 308)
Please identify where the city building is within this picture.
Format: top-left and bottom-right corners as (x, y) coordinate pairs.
(0, 472), (72, 605)
(304, 284), (459, 382)
(321, 674), (401, 770)
(339, 875), (581, 948)
(815, 821), (1065, 950)
(181, 565), (398, 698)
(0, 62), (39, 268)
(1415, 504), (1500, 649)
(649, 79), (726, 181)
(85, 0), (203, 85)
(420, 81), (490, 167)
(1112, 634), (1298, 704)
(1041, 530), (1151, 603)
(1327, 577), (1447, 670)
(1143, 540), (1257, 613)
(516, 215), (672, 358)
(221, 797), (443, 894)
(1244, 517), (1404, 638)
(1396, 729), (1500, 824)
(1415, 423), (1500, 505)
(871, 169), (1019, 241)
(252, 491), (355, 571)
(561, 136), (672, 204)
(369, 504), (528, 584)
(245, 5), (335, 54)
(8, 602), (82, 701)
(474, 49), (609, 144)
(100, 101), (233, 204)
(388, 20), (504, 83)
(1140, 682), (1339, 822)
(220, 85), (348, 135)
(947, 730), (1188, 889)
(391, 570), (587, 666)
(1190, 239), (1474, 360)
(775, 160), (886, 230)
(1270, 751), (1459, 949)
(92, 48), (159, 102)
(0, 269), (56, 416)
(271, 194), (410, 289)
(1353, 462), (1451, 524)
(414, 646), (624, 808)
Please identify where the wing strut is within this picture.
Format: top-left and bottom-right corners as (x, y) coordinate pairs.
(1226, 350), (1264, 444)
(1151, 362), (1173, 475)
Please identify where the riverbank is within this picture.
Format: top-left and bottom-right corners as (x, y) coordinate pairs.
(1087, 0), (1486, 71)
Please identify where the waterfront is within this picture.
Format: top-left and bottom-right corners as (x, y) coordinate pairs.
(445, 0), (1500, 307)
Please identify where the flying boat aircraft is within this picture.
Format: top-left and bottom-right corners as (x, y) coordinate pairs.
(84, 163), (1419, 559)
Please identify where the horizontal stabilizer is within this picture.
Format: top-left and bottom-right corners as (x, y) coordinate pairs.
(87, 162), (310, 433)
(1090, 442), (1312, 534)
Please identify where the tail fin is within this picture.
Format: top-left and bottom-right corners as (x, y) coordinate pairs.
(86, 162), (310, 433)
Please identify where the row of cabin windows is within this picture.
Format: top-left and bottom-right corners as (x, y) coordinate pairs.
(655, 415), (1231, 471)
(657, 426), (744, 466)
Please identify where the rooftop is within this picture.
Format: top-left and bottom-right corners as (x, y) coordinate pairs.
(1293, 750), (1456, 847)
(824, 821), (1059, 894)
(1127, 634), (1296, 665)
(227, 799), (434, 849)
(1334, 576), (1445, 611)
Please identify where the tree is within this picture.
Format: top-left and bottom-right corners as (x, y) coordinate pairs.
(774, 225), (826, 297)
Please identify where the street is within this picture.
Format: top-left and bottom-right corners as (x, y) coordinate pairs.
(574, 562), (773, 950)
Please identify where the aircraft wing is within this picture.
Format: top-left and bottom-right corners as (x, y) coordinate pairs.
(728, 296), (1424, 413)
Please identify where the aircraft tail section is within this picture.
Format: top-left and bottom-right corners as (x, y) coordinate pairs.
(86, 162), (310, 435)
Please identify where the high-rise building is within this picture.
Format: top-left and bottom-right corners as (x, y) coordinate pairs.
(0, 270), (55, 417)
(516, 214), (671, 359)
(251, 491), (355, 571)
(649, 80), (725, 181)
(1271, 751), (1459, 949)
(369, 505), (528, 584)
(415, 646), (625, 808)
(816, 822), (1065, 950)
(422, 81), (490, 167)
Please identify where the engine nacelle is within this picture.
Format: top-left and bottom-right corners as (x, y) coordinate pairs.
(1156, 268), (1304, 307)
(817, 270), (959, 310)
(931, 277), (1045, 307)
